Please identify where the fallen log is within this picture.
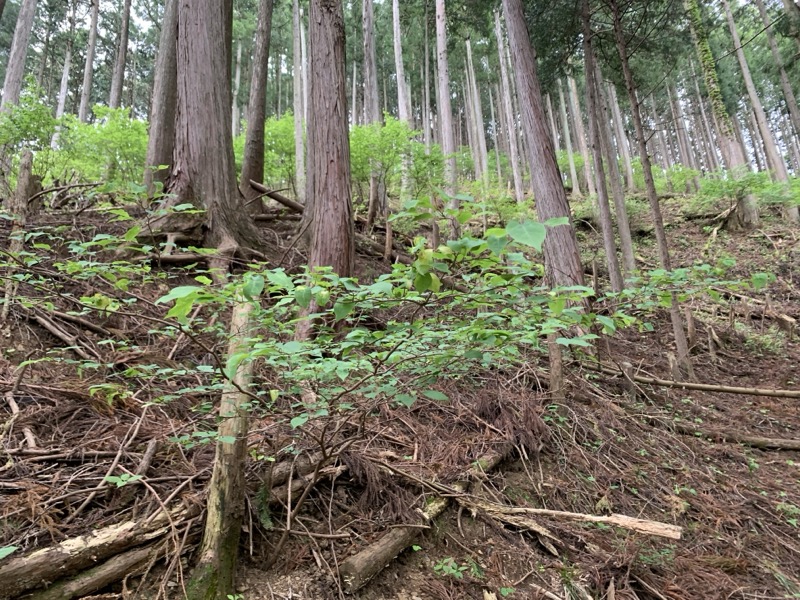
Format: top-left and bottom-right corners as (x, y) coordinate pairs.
(0, 505), (197, 599)
(25, 540), (174, 600)
(338, 444), (514, 593)
(584, 361), (800, 399)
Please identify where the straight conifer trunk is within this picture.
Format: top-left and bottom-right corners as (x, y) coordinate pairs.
(503, 0), (584, 289)
(608, 84), (635, 191)
(306, 0), (354, 277)
(557, 80), (581, 197)
(78, 0), (100, 122)
(435, 0), (458, 238)
(109, 0), (132, 109)
(293, 0), (306, 204)
(754, 0), (800, 140)
(494, 11), (524, 203)
(241, 0), (275, 205)
(568, 76), (595, 196)
(609, 0), (693, 378)
(144, 0), (178, 196)
(2, 0), (38, 108)
(685, 0), (758, 229)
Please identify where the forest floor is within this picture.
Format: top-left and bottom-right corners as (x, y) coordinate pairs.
(1, 193), (799, 600)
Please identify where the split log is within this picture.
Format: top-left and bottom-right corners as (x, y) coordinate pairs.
(0, 505), (196, 599)
(338, 444), (513, 593)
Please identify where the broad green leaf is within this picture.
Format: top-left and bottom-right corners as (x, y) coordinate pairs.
(333, 301), (355, 321)
(0, 546), (17, 561)
(123, 225), (141, 242)
(156, 286), (200, 304)
(291, 414), (309, 429)
(294, 286), (313, 308)
(423, 390), (449, 402)
(243, 275), (265, 299)
(506, 219), (546, 251)
(486, 234), (508, 255)
(395, 394), (416, 408)
(414, 272), (433, 293)
(266, 270), (295, 291)
(596, 315), (616, 334)
(218, 436), (237, 444)
(544, 216), (570, 228)
(279, 341), (305, 354)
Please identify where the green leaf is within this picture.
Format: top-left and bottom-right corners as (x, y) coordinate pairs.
(266, 270), (295, 291)
(414, 272), (433, 293)
(750, 271), (774, 291)
(279, 341), (305, 354)
(556, 336), (595, 347)
(218, 436), (237, 444)
(486, 234), (508, 255)
(0, 546), (17, 561)
(544, 216), (570, 228)
(333, 301), (355, 321)
(428, 273), (442, 293)
(294, 286), (312, 308)
(195, 275), (212, 285)
(395, 394), (416, 408)
(291, 414), (309, 429)
(423, 390), (449, 402)
(243, 275), (265, 299)
(506, 219), (546, 251)
(156, 285), (200, 304)
(596, 315), (616, 334)
(123, 225), (141, 242)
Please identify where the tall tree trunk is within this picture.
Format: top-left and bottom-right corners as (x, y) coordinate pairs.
(755, 0), (800, 140)
(79, 0), (100, 122)
(489, 87), (502, 183)
(351, 60), (358, 126)
(293, 0), (306, 204)
(392, 0), (410, 123)
(610, 0), (693, 378)
(435, 0), (458, 238)
(423, 3), (432, 153)
(241, 0), (275, 206)
(558, 79), (581, 197)
(54, 2), (75, 120)
(608, 83), (636, 191)
(109, 0), (132, 109)
(723, 0), (797, 221)
(363, 0), (384, 230)
(584, 38), (624, 292)
(568, 76), (595, 196)
(685, 0), (758, 229)
(747, 110), (767, 172)
(503, 0), (584, 289)
(231, 41), (243, 137)
(466, 37), (488, 185)
(158, 0), (261, 252)
(306, 0), (354, 277)
(1, 0), (37, 108)
(0, 1), (6, 23)
(494, 11), (524, 204)
(144, 0), (178, 196)
(781, 0), (800, 54)
(668, 85), (700, 190)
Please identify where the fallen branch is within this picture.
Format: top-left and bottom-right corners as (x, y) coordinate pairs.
(338, 444), (514, 593)
(668, 421), (800, 451)
(584, 361), (800, 399)
(463, 499), (682, 540)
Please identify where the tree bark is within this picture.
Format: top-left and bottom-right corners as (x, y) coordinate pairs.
(156, 0), (262, 252)
(755, 0), (800, 140)
(558, 79), (581, 197)
(109, 0), (132, 109)
(241, 0), (275, 207)
(189, 301), (257, 600)
(392, 0), (410, 123)
(1, 0), (37, 108)
(78, 0), (100, 122)
(305, 0), (354, 277)
(685, 0), (758, 229)
(608, 83), (636, 191)
(466, 38), (488, 185)
(610, 0), (692, 378)
(494, 11), (524, 204)
(568, 76), (595, 196)
(144, 0), (178, 196)
(293, 0), (306, 204)
(423, 3), (432, 153)
(503, 0), (584, 289)
(231, 40), (243, 137)
(436, 0), (458, 238)
(583, 18), (624, 291)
